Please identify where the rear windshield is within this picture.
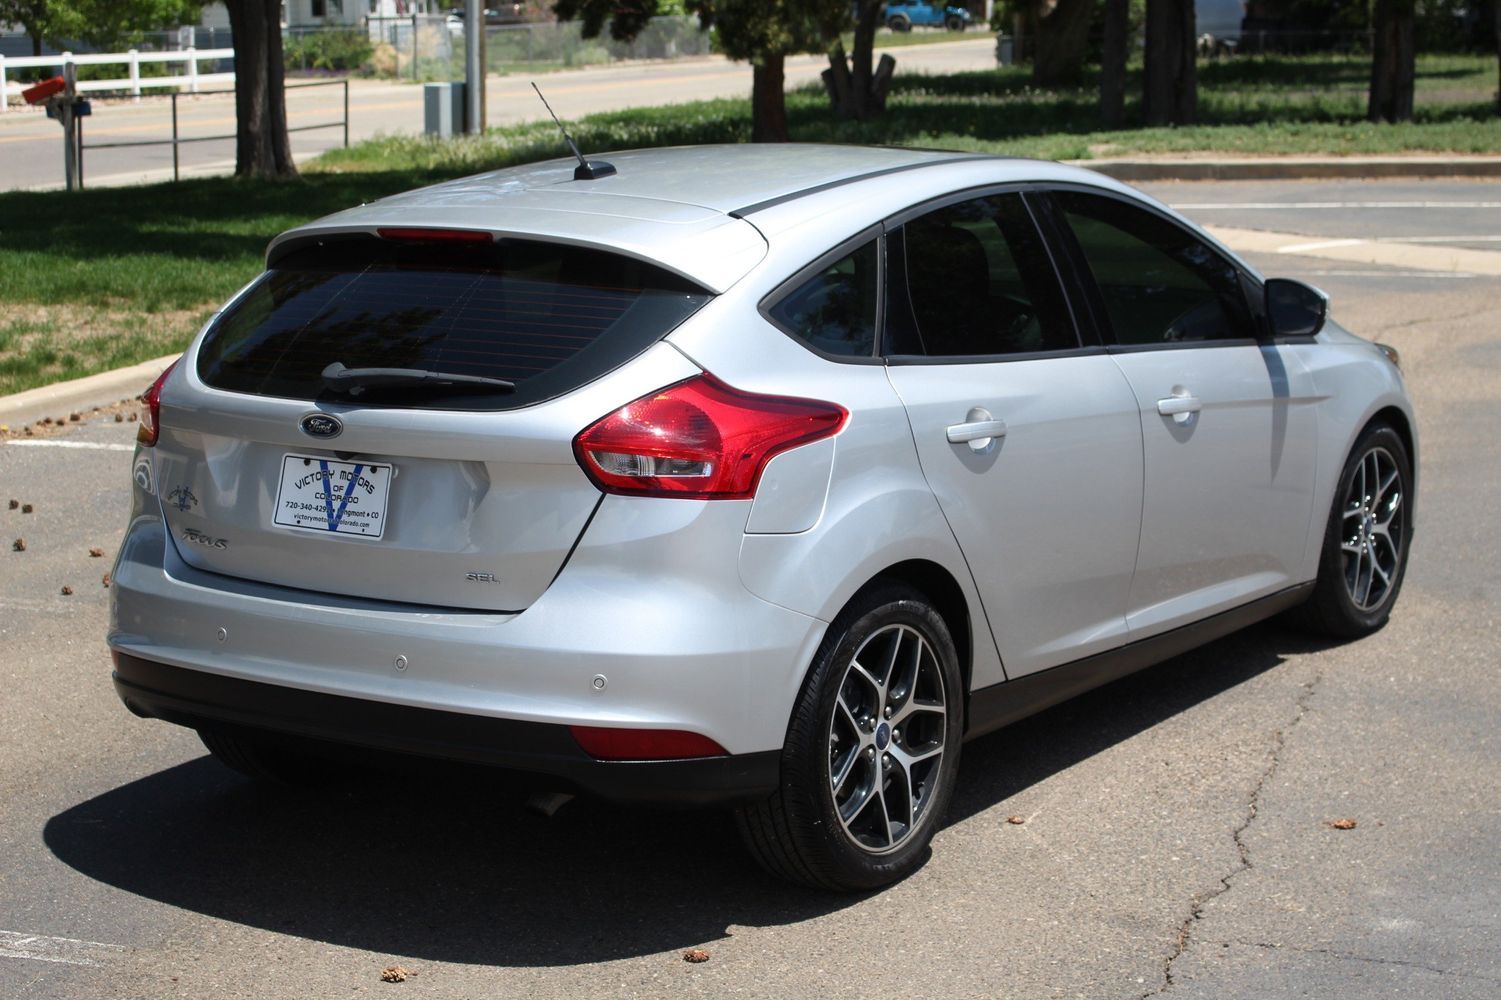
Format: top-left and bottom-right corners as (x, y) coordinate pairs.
(196, 235), (711, 410)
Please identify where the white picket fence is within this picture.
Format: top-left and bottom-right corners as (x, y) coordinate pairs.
(0, 48), (235, 112)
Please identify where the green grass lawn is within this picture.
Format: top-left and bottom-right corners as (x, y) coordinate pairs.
(318, 52), (1501, 171)
(1, 52), (1497, 399)
(0, 173), (433, 397)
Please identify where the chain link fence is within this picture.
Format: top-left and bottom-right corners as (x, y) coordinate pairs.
(306, 15), (714, 82)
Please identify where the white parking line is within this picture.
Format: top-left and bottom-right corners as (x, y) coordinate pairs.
(1278, 238), (1367, 253)
(3, 440), (135, 452)
(0, 929), (125, 967)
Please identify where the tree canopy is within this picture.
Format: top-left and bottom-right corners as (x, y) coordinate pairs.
(1, 0), (202, 56)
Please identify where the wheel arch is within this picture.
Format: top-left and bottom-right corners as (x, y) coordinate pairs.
(1374, 405), (1416, 525)
(857, 559), (974, 698)
(1360, 403), (1419, 529)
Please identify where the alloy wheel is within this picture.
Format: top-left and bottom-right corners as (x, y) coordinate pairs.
(1340, 445), (1405, 611)
(827, 623), (949, 854)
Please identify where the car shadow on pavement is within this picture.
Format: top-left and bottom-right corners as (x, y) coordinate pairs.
(44, 746), (851, 966)
(43, 621), (1336, 966)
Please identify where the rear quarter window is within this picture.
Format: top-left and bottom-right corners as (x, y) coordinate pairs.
(196, 235), (711, 410)
(765, 238), (879, 359)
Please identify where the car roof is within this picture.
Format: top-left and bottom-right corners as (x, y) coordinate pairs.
(364, 144), (976, 216)
(267, 145), (1131, 292)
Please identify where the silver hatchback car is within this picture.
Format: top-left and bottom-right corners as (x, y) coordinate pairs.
(110, 145), (1415, 890)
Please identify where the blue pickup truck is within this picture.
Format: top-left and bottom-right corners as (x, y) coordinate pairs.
(885, 1), (973, 32)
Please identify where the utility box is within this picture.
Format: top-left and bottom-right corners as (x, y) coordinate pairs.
(995, 34), (1014, 66)
(424, 81), (464, 138)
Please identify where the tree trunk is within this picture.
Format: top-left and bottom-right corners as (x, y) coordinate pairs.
(823, 2), (890, 121)
(1143, 0), (1196, 126)
(1495, 0), (1500, 117)
(849, 0), (880, 117)
(1369, 0), (1416, 123)
(1100, 0), (1128, 128)
(1032, 0), (1094, 87)
(824, 44), (853, 114)
(751, 53), (788, 142)
(29, 31), (42, 57)
(225, 0), (297, 179)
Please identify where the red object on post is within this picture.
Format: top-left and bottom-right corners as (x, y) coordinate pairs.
(22, 76), (66, 105)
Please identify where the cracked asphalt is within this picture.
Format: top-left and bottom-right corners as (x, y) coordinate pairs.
(1, 181), (1499, 997)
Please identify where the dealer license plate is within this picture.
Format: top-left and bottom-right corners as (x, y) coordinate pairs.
(273, 454), (392, 539)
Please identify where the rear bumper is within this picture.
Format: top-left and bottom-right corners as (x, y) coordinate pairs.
(113, 652), (781, 805)
(108, 497), (828, 788)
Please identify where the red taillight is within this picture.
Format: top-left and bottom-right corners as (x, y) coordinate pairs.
(569, 726), (728, 761)
(573, 374), (847, 500)
(375, 227), (493, 243)
(138, 359), (179, 447)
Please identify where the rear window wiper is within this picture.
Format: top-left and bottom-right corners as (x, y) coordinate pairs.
(321, 361), (516, 396)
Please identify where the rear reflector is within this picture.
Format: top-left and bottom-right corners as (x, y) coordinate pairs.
(569, 726), (728, 761)
(375, 227), (493, 243)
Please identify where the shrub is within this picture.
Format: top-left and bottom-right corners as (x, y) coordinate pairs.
(283, 28), (374, 73)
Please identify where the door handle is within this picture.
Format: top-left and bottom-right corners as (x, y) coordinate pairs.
(946, 408), (1007, 452)
(1156, 391), (1202, 424)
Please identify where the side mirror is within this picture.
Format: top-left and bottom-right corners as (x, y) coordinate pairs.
(1264, 278), (1328, 339)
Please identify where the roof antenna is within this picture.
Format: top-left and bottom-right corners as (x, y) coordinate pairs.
(531, 82), (616, 181)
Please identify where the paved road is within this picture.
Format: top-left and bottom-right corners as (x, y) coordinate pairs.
(2, 182), (1498, 998)
(0, 38), (996, 191)
(1142, 178), (1501, 252)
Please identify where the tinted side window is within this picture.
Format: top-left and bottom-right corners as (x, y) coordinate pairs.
(889, 193), (1077, 358)
(767, 239), (879, 358)
(1055, 191), (1255, 345)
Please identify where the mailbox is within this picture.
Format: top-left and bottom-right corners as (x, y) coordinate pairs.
(25, 67), (89, 191)
(22, 76), (66, 105)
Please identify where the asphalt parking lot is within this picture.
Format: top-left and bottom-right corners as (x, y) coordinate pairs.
(1, 179), (1498, 998)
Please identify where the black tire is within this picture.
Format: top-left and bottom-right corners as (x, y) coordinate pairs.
(735, 585), (963, 891)
(888, 16), (911, 32)
(1289, 422), (1413, 638)
(198, 726), (350, 786)
(945, 14), (965, 31)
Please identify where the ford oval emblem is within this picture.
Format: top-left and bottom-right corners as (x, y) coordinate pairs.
(299, 413), (343, 439)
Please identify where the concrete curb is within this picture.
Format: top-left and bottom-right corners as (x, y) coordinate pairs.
(1073, 156), (1501, 182)
(0, 354), (178, 432)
